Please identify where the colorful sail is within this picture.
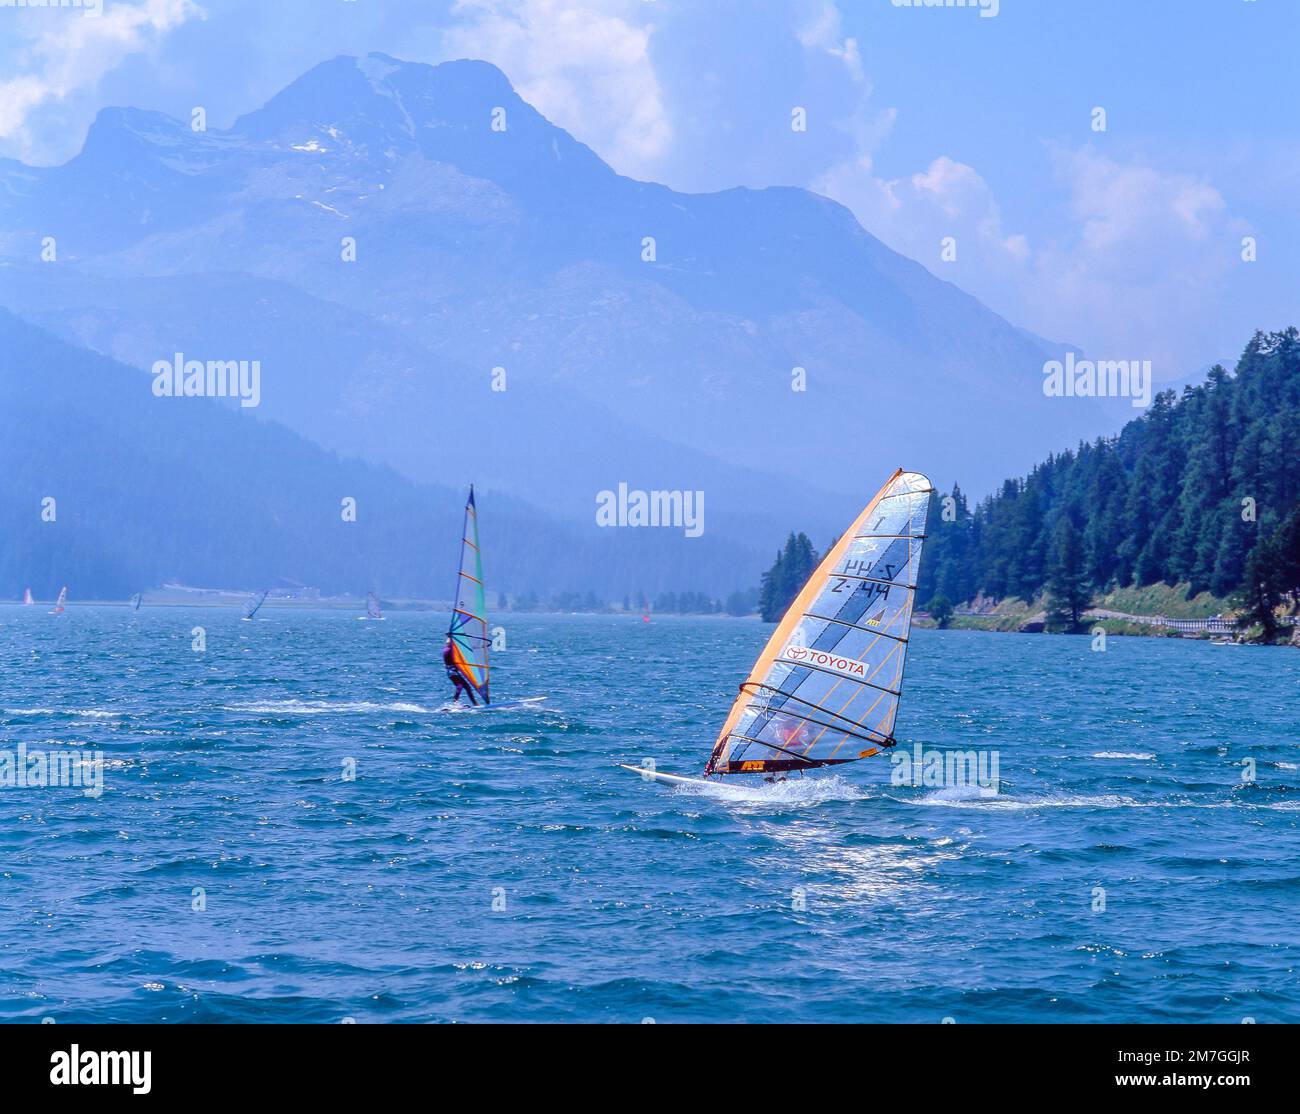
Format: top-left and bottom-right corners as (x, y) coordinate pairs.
(705, 469), (933, 776)
(22, 588), (33, 606)
(243, 589), (269, 620)
(366, 591), (382, 620)
(447, 486), (490, 703)
(50, 587), (67, 615)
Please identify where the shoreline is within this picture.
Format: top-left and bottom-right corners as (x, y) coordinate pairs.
(0, 600), (761, 618)
(915, 614), (1299, 647)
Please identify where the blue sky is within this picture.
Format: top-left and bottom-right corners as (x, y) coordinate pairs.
(2, 0), (1295, 378)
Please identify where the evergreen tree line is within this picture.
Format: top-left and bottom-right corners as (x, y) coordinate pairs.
(917, 329), (1300, 633)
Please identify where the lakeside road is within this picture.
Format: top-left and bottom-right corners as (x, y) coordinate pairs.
(936, 605), (1298, 644)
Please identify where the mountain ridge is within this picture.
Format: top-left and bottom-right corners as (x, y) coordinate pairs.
(0, 52), (1133, 586)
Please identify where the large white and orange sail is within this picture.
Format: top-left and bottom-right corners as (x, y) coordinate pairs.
(447, 486), (490, 704)
(50, 586), (68, 615)
(704, 469), (933, 776)
(22, 587), (33, 606)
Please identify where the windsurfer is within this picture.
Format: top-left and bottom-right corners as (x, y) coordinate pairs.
(444, 637), (478, 705)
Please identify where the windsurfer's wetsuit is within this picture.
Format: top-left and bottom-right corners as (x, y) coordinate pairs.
(443, 642), (478, 705)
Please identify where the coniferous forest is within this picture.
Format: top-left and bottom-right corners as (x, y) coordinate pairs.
(917, 329), (1300, 635)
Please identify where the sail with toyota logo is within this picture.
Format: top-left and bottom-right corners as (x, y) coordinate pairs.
(621, 468), (933, 785)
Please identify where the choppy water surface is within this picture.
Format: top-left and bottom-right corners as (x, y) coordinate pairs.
(1, 608), (1297, 1022)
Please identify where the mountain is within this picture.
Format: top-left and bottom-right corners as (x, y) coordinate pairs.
(0, 52), (1130, 578)
(0, 310), (760, 600)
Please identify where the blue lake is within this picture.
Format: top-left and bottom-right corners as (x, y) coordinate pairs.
(1, 609), (1297, 1022)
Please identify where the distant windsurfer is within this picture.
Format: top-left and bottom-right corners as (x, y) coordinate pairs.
(443, 637), (478, 705)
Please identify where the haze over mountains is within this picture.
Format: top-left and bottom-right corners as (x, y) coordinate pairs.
(0, 53), (1130, 597)
(0, 310), (759, 600)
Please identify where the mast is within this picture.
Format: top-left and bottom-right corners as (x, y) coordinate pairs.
(446, 486), (490, 704)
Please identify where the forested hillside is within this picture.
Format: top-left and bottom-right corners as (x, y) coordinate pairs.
(918, 329), (1300, 631)
(0, 311), (758, 600)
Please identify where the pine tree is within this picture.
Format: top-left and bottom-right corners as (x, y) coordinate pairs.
(1268, 508), (1300, 612)
(928, 594), (954, 629)
(758, 533), (818, 621)
(1045, 518), (1089, 631)
(1236, 536), (1284, 640)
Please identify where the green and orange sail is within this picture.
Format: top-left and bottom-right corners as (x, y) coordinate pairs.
(447, 486), (490, 704)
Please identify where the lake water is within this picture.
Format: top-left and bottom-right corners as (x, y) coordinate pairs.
(1, 609), (1297, 1022)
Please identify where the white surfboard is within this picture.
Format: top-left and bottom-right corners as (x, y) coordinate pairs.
(618, 764), (713, 788)
(448, 696), (548, 712)
(490, 696), (548, 710)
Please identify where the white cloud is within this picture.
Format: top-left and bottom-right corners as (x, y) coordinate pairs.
(444, 0), (670, 178)
(1024, 146), (1243, 369)
(817, 142), (1244, 373)
(797, 0), (864, 84)
(0, 0), (203, 156)
(1057, 146), (1226, 258)
(816, 153), (1029, 267)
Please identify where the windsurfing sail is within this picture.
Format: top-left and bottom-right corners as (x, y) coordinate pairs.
(131, 592), (143, 611)
(446, 486), (490, 704)
(50, 586), (67, 615)
(366, 591), (382, 620)
(243, 589), (269, 620)
(22, 588), (33, 606)
(704, 469), (933, 777)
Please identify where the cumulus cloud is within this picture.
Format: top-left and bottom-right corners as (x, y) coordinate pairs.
(1055, 146), (1226, 261)
(0, 0), (203, 158)
(796, 0), (864, 84)
(817, 141), (1245, 374)
(444, 0), (670, 178)
(816, 153), (1029, 269)
(1025, 146), (1244, 370)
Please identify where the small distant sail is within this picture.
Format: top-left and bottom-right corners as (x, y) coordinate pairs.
(446, 486), (490, 704)
(366, 591), (383, 620)
(704, 469), (933, 776)
(22, 588), (33, 606)
(131, 593), (143, 611)
(243, 589), (269, 620)
(50, 586), (68, 615)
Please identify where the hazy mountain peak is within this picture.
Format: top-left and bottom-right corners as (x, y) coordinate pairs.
(225, 53), (607, 187)
(82, 106), (191, 156)
(231, 53), (522, 139)
(0, 50), (1122, 530)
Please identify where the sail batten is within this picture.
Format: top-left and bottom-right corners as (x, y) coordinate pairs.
(447, 487), (490, 704)
(732, 703), (891, 747)
(805, 613), (911, 642)
(705, 468), (933, 777)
